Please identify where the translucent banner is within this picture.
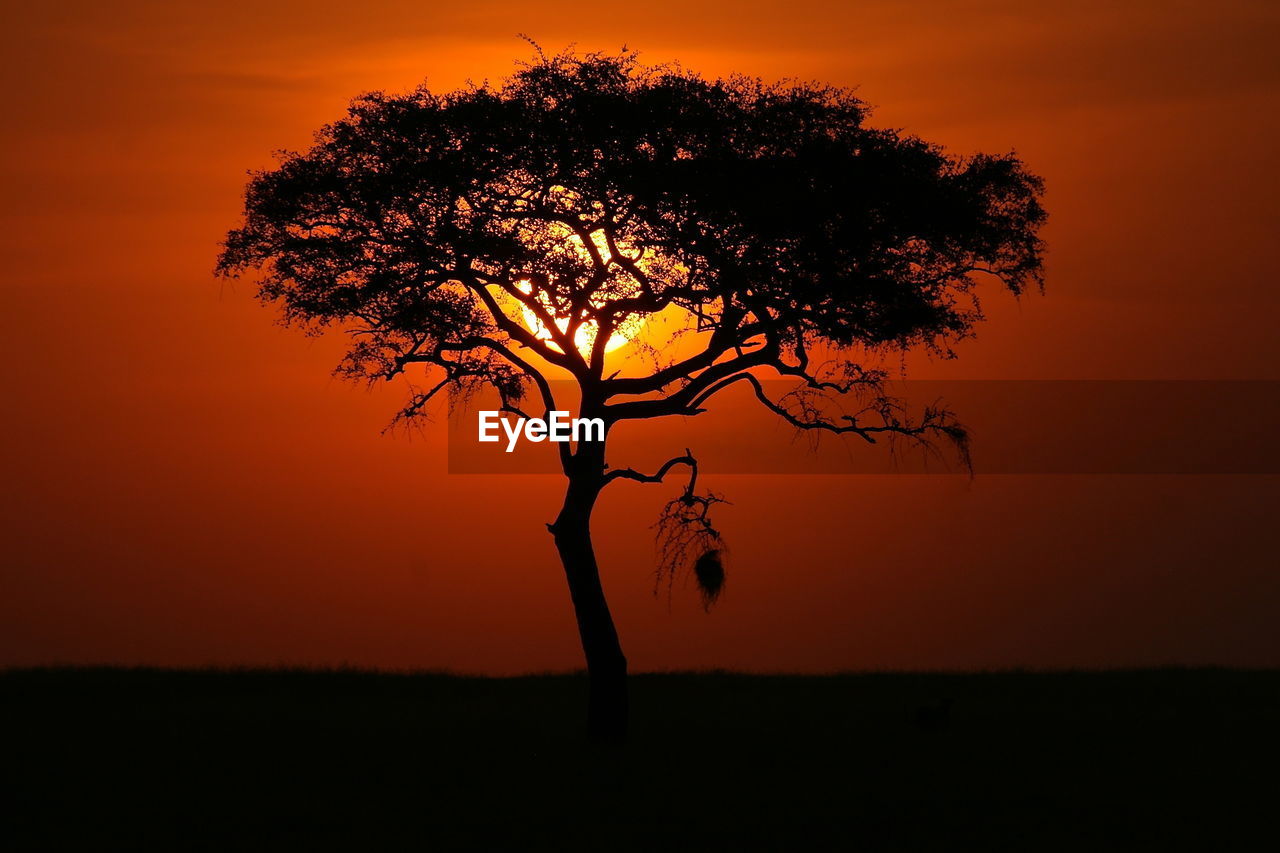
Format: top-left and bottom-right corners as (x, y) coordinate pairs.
(447, 380), (1280, 475)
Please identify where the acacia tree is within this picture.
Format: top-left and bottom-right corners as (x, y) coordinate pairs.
(217, 48), (1045, 740)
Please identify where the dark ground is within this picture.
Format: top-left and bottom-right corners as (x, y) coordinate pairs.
(1, 668), (1276, 850)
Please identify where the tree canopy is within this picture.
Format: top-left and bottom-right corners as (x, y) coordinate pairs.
(217, 48), (1045, 437)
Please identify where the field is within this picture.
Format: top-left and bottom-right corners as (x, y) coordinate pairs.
(2, 668), (1275, 850)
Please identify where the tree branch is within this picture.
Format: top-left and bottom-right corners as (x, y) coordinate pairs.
(603, 450), (697, 486)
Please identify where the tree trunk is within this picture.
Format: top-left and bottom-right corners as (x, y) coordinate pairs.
(550, 470), (628, 742)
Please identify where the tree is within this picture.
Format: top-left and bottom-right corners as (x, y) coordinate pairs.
(216, 47), (1045, 741)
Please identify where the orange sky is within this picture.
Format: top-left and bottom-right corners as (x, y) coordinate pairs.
(3, 1), (1278, 672)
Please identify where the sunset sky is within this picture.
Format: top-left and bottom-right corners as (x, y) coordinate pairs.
(3, 0), (1278, 673)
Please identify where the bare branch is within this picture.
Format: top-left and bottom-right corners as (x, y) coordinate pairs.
(603, 450), (696, 486)
(649, 449), (728, 610)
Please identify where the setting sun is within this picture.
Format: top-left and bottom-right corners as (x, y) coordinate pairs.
(510, 224), (650, 355)
(516, 286), (643, 355)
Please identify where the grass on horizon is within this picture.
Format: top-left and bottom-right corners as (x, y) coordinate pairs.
(2, 667), (1276, 850)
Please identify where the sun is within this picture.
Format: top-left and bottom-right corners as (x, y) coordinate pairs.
(516, 284), (643, 355)
(509, 226), (655, 356)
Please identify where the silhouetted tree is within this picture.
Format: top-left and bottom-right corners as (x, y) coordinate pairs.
(217, 47), (1045, 740)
